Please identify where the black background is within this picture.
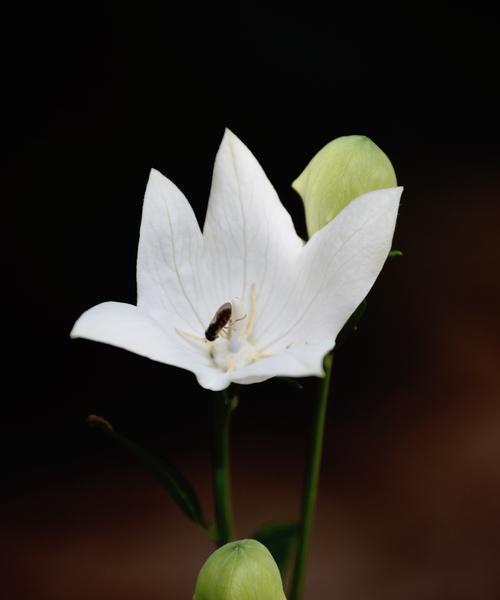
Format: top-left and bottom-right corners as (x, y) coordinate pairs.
(4, 5), (500, 599)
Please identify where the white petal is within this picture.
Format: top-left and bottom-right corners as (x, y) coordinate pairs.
(230, 339), (334, 386)
(202, 129), (303, 319)
(260, 187), (402, 352)
(137, 169), (209, 333)
(70, 301), (230, 391)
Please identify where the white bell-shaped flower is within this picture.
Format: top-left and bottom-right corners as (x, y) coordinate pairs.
(71, 130), (402, 391)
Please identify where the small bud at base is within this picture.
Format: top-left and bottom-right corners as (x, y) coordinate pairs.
(193, 539), (287, 600)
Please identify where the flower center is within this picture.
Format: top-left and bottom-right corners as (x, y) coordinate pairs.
(209, 295), (259, 372)
(176, 285), (269, 373)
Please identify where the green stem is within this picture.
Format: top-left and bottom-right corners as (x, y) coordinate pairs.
(212, 389), (237, 546)
(289, 353), (333, 600)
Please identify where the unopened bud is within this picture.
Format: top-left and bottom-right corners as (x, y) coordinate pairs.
(293, 135), (397, 236)
(193, 539), (286, 600)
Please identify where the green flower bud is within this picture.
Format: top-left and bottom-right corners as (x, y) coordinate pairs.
(193, 539), (287, 600)
(293, 135), (397, 236)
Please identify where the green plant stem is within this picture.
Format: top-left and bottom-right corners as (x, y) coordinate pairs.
(289, 353), (333, 600)
(212, 389), (237, 546)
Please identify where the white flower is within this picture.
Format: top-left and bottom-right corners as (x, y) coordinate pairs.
(71, 130), (402, 391)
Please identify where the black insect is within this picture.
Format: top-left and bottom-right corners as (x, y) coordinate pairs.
(205, 302), (232, 341)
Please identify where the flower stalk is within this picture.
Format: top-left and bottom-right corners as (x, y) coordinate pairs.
(289, 353), (333, 600)
(212, 389), (238, 546)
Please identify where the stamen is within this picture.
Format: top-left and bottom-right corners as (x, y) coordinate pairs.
(250, 351), (272, 360)
(246, 283), (257, 337)
(176, 328), (208, 345)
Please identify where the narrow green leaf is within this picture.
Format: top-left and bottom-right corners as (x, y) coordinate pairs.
(87, 415), (208, 529)
(254, 521), (298, 575)
(389, 249), (403, 257)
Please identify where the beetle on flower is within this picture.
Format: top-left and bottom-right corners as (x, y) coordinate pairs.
(71, 130), (402, 391)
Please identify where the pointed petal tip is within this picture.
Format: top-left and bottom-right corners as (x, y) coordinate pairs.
(147, 167), (169, 187)
(68, 305), (106, 344)
(353, 185), (403, 209)
(146, 168), (188, 196)
(221, 128), (242, 151)
(386, 185), (404, 207)
(220, 128), (250, 156)
(389, 185), (404, 197)
(69, 315), (85, 340)
(222, 126), (236, 139)
(149, 167), (161, 178)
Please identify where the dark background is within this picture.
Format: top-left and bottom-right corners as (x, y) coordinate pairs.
(3, 5), (500, 599)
